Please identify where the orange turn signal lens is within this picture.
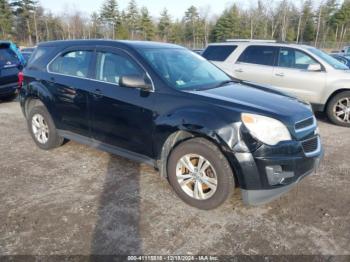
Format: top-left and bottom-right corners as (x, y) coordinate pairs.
(242, 114), (255, 124)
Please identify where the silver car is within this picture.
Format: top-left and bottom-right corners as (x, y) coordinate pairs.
(203, 40), (350, 127)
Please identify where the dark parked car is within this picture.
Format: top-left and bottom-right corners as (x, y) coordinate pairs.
(19, 40), (323, 209)
(0, 41), (24, 100)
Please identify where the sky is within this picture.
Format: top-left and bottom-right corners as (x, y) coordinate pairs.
(38, 0), (247, 20)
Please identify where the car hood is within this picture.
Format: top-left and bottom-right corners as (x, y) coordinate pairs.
(188, 81), (313, 126)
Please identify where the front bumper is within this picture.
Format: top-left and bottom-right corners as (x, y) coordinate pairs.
(231, 133), (324, 205)
(240, 152), (323, 205)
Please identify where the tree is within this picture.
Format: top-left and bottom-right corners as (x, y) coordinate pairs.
(184, 5), (205, 48)
(158, 8), (171, 41)
(139, 7), (155, 40)
(90, 12), (103, 38)
(168, 19), (183, 43)
(125, 0), (139, 39)
(11, 0), (38, 45)
(300, 0), (315, 42)
(100, 0), (119, 39)
(210, 4), (240, 42)
(0, 0), (13, 39)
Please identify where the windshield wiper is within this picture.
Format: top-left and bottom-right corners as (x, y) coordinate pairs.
(214, 80), (237, 88)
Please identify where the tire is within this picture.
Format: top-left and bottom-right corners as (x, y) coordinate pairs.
(27, 105), (64, 150)
(326, 91), (350, 127)
(167, 138), (234, 210)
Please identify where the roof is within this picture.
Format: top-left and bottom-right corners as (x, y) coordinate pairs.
(208, 41), (314, 50)
(38, 39), (183, 50)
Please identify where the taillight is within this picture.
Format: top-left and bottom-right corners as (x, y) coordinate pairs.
(18, 71), (24, 89)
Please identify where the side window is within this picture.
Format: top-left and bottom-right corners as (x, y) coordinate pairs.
(237, 45), (277, 66)
(202, 45), (237, 61)
(95, 52), (144, 84)
(49, 50), (93, 78)
(278, 48), (319, 70)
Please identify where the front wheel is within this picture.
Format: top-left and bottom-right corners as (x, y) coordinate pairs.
(167, 138), (234, 210)
(326, 91), (350, 127)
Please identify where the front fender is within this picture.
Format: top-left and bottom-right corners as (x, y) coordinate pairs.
(322, 79), (350, 104)
(153, 106), (240, 159)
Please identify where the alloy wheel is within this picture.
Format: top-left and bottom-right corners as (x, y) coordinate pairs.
(176, 154), (218, 200)
(32, 114), (49, 144)
(333, 97), (350, 123)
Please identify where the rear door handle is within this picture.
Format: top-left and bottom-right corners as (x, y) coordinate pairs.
(93, 89), (103, 98)
(235, 68), (243, 73)
(275, 72), (285, 77)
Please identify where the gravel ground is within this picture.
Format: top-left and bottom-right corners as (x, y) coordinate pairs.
(0, 100), (349, 256)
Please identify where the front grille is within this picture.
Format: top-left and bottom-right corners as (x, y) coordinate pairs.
(302, 136), (319, 154)
(295, 117), (314, 131)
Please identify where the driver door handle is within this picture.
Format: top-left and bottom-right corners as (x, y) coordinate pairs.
(235, 68), (243, 73)
(275, 72), (285, 77)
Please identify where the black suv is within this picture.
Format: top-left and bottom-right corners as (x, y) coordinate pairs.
(19, 40), (323, 209)
(0, 41), (23, 100)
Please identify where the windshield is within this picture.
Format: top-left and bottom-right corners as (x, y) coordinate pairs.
(139, 48), (231, 90)
(307, 47), (349, 70)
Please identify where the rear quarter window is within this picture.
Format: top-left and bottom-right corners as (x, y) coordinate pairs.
(202, 45), (237, 61)
(237, 45), (277, 66)
(27, 46), (57, 71)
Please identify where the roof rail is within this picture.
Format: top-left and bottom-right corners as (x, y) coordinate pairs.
(226, 39), (277, 43)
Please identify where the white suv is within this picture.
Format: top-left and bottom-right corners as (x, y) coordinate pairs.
(202, 40), (350, 127)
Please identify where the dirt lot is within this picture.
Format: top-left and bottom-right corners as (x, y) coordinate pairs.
(0, 100), (349, 256)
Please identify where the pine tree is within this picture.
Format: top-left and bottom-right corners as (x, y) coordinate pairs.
(158, 8), (171, 41)
(0, 0), (13, 39)
(301, 0), (315, 42)
(91, 12), (103, 38)
(184, 5), (200, 47)
(139, 7), (155, 40)
(126, 0), (139, 39)
(99, 0), (119, 39)
(117, 11), (130, 39)
(168, 19), (184, 43)
(210, 5), (240, 42)
(11, 0), (38, 44)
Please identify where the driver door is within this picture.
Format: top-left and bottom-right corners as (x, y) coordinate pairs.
(89, 47), (155, 157)
(271, 47), (326, 103)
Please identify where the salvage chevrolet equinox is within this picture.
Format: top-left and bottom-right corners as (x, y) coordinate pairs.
(19, 40), (323, 210)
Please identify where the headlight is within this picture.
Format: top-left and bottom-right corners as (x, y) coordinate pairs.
(241, 113), (291, 145)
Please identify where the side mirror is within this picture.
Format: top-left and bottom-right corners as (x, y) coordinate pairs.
(307, 64), (322, 72)
(119, 75), (152, 91)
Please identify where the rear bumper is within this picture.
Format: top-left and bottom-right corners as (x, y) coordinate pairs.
(0, 82), (17, 96)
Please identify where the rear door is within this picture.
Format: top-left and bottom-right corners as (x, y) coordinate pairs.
(0, 47), (20, 86)
(233, 45), (278, 85)
(270, 47), (326, 103)
(47, 47), (95, 137)
(89, 47), (155, 157)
